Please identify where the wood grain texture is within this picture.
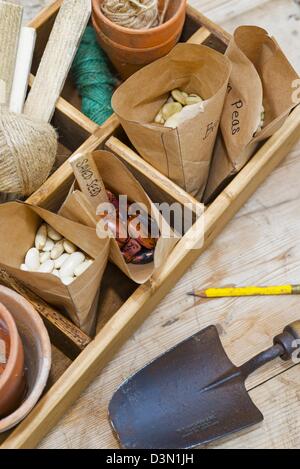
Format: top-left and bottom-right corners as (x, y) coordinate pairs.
(24, 0), (91, 122)
(106, 136), (203, 212)
(0, 269), (91, 360)
(4, 0), (300, 450)
(34, 0), (300, 450)
(3, 104), (300, 449)
(0, 1), (23, 104)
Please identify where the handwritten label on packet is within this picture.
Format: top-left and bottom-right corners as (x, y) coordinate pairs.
(227, 83), (244, 136)
(69, 153), (109, 210)
(203, 120), (219, 141)
(231, 99), (243, 135)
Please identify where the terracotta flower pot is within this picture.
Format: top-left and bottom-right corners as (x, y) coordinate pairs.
(0, 303), (25, 418)
(0, 286), (51, 433)
(92, 0), (187, 49)
(92, 13), (184, 79)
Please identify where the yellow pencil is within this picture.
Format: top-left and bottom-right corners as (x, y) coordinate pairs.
(188, 285), (300, 298)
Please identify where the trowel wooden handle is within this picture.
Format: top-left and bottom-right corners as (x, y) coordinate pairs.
(273, 321), (300, 361)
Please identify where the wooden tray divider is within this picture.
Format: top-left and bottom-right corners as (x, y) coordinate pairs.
(2, 105), (300, 449)
(1, 0), (300, 449)
(0, 269), (91, 360)
(106, 136), (204, 212)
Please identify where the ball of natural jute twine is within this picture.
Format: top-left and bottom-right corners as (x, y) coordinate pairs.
(0, 105), (57, 196)
(101, 0), (159, 29)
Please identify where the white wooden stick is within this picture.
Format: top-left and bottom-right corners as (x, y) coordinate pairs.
(0, 0), (23, 105)
(24, 0), (91, 123)
(9, 27), (36, 114)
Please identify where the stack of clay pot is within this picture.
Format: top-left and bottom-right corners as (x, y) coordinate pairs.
(0, 286), (51, 432)
(92, 0), (187, 79)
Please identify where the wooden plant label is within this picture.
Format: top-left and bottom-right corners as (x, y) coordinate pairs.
(69, 152), (109, 215)
(24, 0), (91, 122)
(0, 1), (23, 105)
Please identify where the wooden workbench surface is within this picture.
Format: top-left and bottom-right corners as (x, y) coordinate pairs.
(24, 0), (300, 449)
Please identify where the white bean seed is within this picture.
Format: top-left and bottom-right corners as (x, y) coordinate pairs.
(35, 224), (47, 250)
(25, 248), (40, 271)
(60, 252), (85, 278)
(40, 251), (51, 264)
(42, 238), (55, 252)
(47, 225), (62, 241)
(61, 276), (74, 286)
(74, 260), (93, 277)
(38, 259), (54, 273)
(54, 253), (70, 269)
(50, 240), (65, 260)
(63, 239), (76, 254)
(20, 264), (29, 271)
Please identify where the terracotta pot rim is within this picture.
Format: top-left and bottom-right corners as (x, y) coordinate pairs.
(0, 286), (52, 432)
(93, 14), (183, 53)
(93, 0), (187, 36)
(0, 303), (20, 392)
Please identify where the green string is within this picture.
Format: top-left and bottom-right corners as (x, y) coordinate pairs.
(71, 26), (117, 126)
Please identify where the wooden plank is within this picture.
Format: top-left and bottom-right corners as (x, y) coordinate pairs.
(192, 0), (272, 24)
(0, 269), (91, 360)
(8, 0), (300, 450)
(3, 106), (300, 449)
(28, 74), (98, 135)
(27, 0), (61, 30)
(9, 27), (36, 114)
(24, 0), (91, 123)
(0, 0), (23, 104)
(186, 3), (231, 44)
(36, 136), (300, 448)
(27, 114), (119, 208)
(207, 364), (300, 449)
(187, 26), (211, 44)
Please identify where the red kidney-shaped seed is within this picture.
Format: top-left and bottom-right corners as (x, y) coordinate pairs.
(131, 249), (154, 265)
(121, 239), (142, 263)
(128, 217), (156, 249)
(103, 217), (128, 247)
(106, 190), (119, 210)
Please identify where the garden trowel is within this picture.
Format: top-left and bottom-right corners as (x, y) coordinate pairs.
(109, 321), (300, 449)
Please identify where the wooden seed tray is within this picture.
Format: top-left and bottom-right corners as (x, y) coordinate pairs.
(1, 0), (300, 449)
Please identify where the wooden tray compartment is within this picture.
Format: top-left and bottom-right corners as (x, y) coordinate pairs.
(1, 0), (300, 449)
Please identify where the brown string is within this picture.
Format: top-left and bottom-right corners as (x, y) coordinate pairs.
(101, 0), (160, 29)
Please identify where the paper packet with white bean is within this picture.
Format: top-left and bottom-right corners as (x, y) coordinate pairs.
(0, 202), (110, 334)
(112, 43), (231, 200)
(204, 26), (299, 203)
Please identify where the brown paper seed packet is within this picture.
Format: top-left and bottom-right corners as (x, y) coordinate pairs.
(0, 202), (110, 334)
(204, 26), (299, 203)
(112, 43), (231, 201)
(60, 151), (177, 284)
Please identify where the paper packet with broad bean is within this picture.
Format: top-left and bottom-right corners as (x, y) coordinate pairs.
(112, 43), (231, 200)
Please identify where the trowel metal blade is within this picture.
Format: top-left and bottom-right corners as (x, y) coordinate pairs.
(109, 326), (263, 449)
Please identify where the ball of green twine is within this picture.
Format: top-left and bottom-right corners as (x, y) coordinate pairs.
(71, 26), (117, 126)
